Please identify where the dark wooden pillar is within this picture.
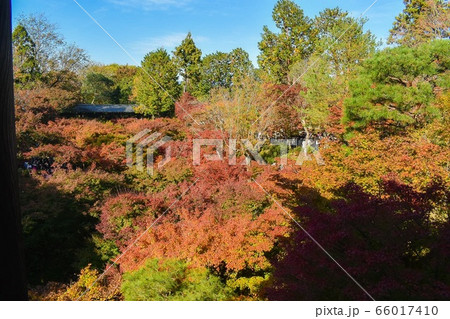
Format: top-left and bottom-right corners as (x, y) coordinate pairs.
(0, 0), (28, 300)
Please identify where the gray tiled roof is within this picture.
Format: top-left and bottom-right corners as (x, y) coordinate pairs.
(72, 104), (136, 113)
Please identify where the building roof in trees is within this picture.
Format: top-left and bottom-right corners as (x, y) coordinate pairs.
(71, 104), (136, 114)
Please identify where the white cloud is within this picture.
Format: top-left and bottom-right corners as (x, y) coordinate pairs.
(107, 0), (192, 11)
(130, 32), (208, 55)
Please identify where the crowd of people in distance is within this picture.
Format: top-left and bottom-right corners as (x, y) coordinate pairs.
(23, 157), (54, 175)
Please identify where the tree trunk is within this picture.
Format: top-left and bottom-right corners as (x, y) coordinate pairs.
(0, 0), (28, 300)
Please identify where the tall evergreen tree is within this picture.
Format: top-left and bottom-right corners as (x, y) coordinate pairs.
(389, 0), (450, 46)
(257, 0), (316, 84)
(289, 8), (377, 133)
(133, 48), (181, 117)
(12, 24), (40, 87)
(229, 48), (254, 82)
(313, 8), (377, 76)
(173, 32), (202, 94)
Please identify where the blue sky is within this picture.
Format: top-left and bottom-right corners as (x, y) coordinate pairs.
(12, 0), (404, 66)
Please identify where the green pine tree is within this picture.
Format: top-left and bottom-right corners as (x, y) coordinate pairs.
(343, 40), (449, 134)
(229, 48), (254, 83)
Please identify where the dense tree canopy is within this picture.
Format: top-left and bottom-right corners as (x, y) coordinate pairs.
(200, 51), (232, 92)
(81, 72), (116, 104)
(199, 48), (253, 96)
(133, 48), (181, 117)
(290, 8), (378, 133)
(81, 64), (137, 104)
(312, 8), (377, 76)
(121, 259), (233, 301)
(12, 24), (40, 87)
(258, 0), (316, 84)
(344, 40), (449, 133)
(389, 0), (450, 46)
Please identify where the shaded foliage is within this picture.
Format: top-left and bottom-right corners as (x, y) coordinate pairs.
(266, 180), (450, 300)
